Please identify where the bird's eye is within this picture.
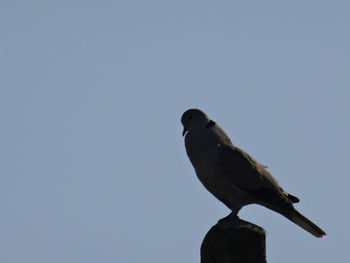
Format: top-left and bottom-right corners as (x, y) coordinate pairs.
(189, 116), (192, 120)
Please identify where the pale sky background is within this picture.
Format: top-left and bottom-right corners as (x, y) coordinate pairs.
(1, 1), (349, 262)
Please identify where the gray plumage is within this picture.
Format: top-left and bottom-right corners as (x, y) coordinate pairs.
(181, 108), (325, 238)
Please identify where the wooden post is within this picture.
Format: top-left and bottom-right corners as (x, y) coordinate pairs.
(201, 214), (267, 263)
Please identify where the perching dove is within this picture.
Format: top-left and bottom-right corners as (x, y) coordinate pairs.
(181, 108), (326, 238)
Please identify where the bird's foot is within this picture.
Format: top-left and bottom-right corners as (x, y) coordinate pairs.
(218, 211), (240, 225)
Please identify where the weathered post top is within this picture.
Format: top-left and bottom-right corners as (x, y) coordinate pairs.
(201, 213), (267, 263)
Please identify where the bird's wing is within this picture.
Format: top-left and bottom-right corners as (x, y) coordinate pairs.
(217, 144), (278, 189)
(217, 143), (295, 210)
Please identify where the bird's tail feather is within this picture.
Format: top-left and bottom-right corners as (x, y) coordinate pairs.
(282, 209), (326, 238)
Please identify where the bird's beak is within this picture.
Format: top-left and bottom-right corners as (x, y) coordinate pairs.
(182, 127), (188, 136)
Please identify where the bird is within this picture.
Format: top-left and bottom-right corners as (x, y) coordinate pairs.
(181, 108), (326, 238)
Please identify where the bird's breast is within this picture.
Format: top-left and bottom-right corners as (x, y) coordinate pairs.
(185, 132), (221, 183)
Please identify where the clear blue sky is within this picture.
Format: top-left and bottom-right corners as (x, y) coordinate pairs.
(1, 1), (349, 262)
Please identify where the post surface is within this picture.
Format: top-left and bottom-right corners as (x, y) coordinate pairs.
(201, 215), (267, 263)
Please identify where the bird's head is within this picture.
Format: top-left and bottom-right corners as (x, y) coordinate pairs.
(181, 109), (210, 136)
